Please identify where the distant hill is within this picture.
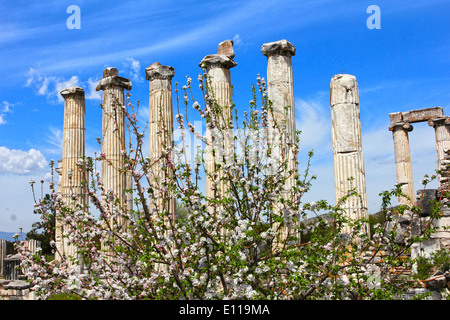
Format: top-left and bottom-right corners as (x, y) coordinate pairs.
(0, 231), (19, 242)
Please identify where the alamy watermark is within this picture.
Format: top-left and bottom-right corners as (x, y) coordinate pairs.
(366, 5), (381, 29)
(66, 5), (81, 30)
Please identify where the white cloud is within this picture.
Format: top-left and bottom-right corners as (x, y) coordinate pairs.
(0, 101), (14, 125)
(295, 96), (331, 159)
(233, 34), (242, 47)
(54, 76), (80, 101)
(25, 67), (80, 103)
(2, 101), (13, 113)
(25, 68), (105, 102)
(0, 146), (48, 175)
(123, 57), (143, 83)
(85, 77), (102, 100)
(44, 127), (63, 155)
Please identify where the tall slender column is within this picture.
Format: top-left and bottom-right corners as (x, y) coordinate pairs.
(145, 62), (176, 217)
(330, 74), (369, 234)
(96, 67), (132, 226)
(428, 116), (450, 187)
(199, 41), (237, 201)
(262, 39), (297, 243)
(59, 86), (87, 259)
(55, 159), (63, 258)
(261, 40), (296, 149)
(0, 239), (6, 278)
(389, 121), (415, 206)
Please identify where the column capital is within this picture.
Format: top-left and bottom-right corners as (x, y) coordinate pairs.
(428, 116), (450, 127)
(145, 62), (175, 81)
(261, 39), (296, 58)
(389, 121), (414, 132)
(96, 67), (132, 91)
(60, 86), (84, 99)
(199, 54), (237, 70)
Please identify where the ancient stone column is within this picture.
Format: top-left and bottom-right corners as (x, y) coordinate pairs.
(262, 39), (297, 243)
(261, 39), (296, 147)
(0, 239), (6, 278)
(59, 86), (87, 260)
(145, 62), (176, 216)
(96, 68), (132, 225)
(330, 74), (369, 234)
(389, 118), (415, 206)
(54, 159), (63, 259)
(199, 40), (237, 201)
(428, 115), (450, 187)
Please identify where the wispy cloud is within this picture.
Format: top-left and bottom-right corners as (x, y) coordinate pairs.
(85, 77), (102, 100)
(123, 57), (143, 83)
(24, 0), (328, 73)
(25, 68), (80, 103)
(233, 34), (243, 48)
(44, 127), (63, 155)
(0, 101), (14, 125)
(295, 95), (331, 159)
(25, 68), (106, 102)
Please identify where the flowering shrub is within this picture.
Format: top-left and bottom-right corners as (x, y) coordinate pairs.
(19, 72), (446, 300)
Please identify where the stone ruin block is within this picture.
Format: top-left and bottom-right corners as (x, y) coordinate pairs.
(416, 189), (439, 216)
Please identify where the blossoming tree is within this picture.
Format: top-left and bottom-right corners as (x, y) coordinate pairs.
(20, 72), (446, 300)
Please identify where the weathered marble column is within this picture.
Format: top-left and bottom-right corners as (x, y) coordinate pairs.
(0, 239), (6, 277)
(199, 40), (237, 201)
(428, 115), (450, 187)
(389, 117), (415, 206)
(330, 74), (369, 234)
(55, 159), (63, 259)
(145, 62), (176, 216)
(261, 39), (296, 148)
(59, 86), (87, 259)
(96, 68), (132, 232)
(262, 39), (297, 243)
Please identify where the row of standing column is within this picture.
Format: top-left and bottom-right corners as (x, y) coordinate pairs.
(55, 39), (377, 261)
(55, 39), (300, 258)
(56, 64), (175, 260)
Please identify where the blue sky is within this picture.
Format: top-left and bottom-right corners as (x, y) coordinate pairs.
(0, 0), (449, 233)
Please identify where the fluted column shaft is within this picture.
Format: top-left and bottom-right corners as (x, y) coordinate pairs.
(330, 74), (369, 234)
(59, 86), (87, 260)
(0, 239), (6, 276)
(261, 40), (296, 151)
(262, 40), (297, 195)
(389, 122), (415, 205)
(262, 40), (297, 244)
(429, 117), (450, 187)
(96, 68), (132, 211)
(200, 50), (237, 200)
(145, 62), (176, 216)
(61, 87), (87, 205)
